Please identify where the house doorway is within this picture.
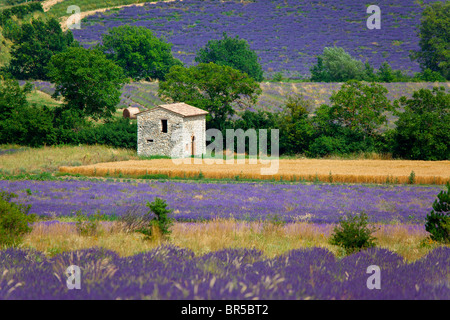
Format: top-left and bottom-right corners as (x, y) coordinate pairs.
(191, 136), (195, 156)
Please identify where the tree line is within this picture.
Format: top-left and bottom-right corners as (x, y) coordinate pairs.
(0, 1), (448, 160)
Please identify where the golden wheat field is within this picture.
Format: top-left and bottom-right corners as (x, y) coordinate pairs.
(59, 158), (450, 184)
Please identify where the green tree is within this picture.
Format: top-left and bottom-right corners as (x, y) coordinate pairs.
(377, 62), (395, 82)
(392, 87), (449, 160)
(327, 81), (393, 138)
(411, 1), (450, 80)
(413, 68), (447, 82)
(195, 32), (264, 82)
(159, 63), (261, 130)
(47, 47), (128, 120)
(0, 191), (36, 247)
(310, 47), (366, 82)
(0, 79), (57, 146)
(425, 183), (450, 243)
(7, 18), (74, 80)
(277, 94), (314, 155)
(98, 25), (182, 81)
(0, 78), (31, 121)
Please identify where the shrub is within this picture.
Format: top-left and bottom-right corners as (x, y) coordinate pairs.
(329, 212), (377, 254)
(0, 191), (35, 247)
(392, 87), (449, 160)
(195, 32), (264, 82)
(425, 183), (450, 243)
(75, 210), (102, 237)
(98, 25), (183, 81)
(310, 47), (366, 82)
(137, 198), (174, 240)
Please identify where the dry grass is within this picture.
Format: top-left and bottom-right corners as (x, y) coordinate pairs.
(21, 220), (445, 262)
(0, 144), (137, 175)
(60, 158), (450, 185)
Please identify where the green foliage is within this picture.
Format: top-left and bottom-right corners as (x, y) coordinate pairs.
(0, 78), (31, 121)
(277, 93), (314, 155)
(272, 72), (284, 82)
(195, 32), (264, 82)
(0, 79), (57, 147)
(308, 135), (348, 157)
(392, 86), (449, 160)
(2, 18), (21, 40)
(411, 1), (450, 80)
(47, 46), (128, 120)
(306, 81), (392, 157)
(98, 25), (182, 81)
(7, 17), (73, 80)
(425, 183), (450, 243)
(75, 118), (137, 149)
(413, 68), (447, 82)
(137, 198), (174, 240)
(0, 191), (35, 247)
(0, 2), (43, 26)
(159, 62), (261, 130)
(310, 47), (366, 82)
(75, 210), (102, 237)
(329, 212), (377, 254)
(327, 81), (393, 137)
(408, 171), (416, 185)
(232, 109), (278, 155)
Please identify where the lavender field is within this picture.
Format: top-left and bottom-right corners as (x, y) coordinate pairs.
(1, 245), (448, 299)
(21, 80), (449, 114)
(0, 179), (443, 224)
(72, 0), (439, 77)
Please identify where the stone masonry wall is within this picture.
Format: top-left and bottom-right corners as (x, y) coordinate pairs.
(182, 115), (207, 157)
(137, 109), (184, 157)
(137, 110), (206, 158)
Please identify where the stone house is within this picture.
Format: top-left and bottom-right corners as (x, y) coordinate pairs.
(137, 103), (208, 158)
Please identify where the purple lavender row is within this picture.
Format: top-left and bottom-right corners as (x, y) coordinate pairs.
(1, 245), (448, 299)
(0, 180), (442, 223)
(72, 0), (439, 77)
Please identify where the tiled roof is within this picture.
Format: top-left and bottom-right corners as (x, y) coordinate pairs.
(137, 103), (208, 117)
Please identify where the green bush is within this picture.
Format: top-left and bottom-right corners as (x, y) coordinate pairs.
(75, 210), (102, 237)
(0, 191), (35, 247)
(425, 183), (450, 243)
(195, 32), (264, 82)
(310, 47), (366, 82)
(137, 198), (174, 240)
(392, 87), (449, 160)
(329, 212), (377, 254)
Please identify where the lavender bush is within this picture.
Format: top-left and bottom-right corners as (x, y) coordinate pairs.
(0, 180), (443, 224)
(0, 245), (448, 299)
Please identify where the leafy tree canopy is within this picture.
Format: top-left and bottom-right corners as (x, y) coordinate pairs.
(7, 17), (74, 80)
(98, 25), (183, 81)
(195, 32), (264, 82)
(158, 63), (261, 130)
(411, 1), (450, 80)
(0, 78), (31, 121)
(327, 80), (394, 137)
(392, 86), (449, 160)
(47, 47), (128, 120)
(310, 47), (366, 82)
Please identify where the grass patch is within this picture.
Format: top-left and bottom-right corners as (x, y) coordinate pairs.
(21, 219), (447, 262)
(47, 0), (159, 18)
(0, 144), (137, 176)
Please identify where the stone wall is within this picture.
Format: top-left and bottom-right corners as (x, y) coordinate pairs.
(182, 115), (207, 157)
(137, 109), (206, 158)
(137, 109), (184, 157)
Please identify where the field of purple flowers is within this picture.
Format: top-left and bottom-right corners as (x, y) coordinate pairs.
(1, 245), (448, 299)
(20, 80), (448, 115)
(72, 0), (439, 77)
(0, 179), (443, 224)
